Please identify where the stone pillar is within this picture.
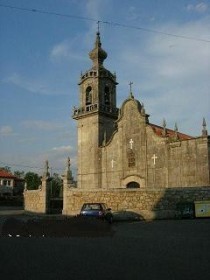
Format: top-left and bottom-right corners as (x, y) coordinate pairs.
(40, 160), (51, 214)
(202, 118), (208, 137)
(24, 160), (51, 214)
(62, 157), (76, 215)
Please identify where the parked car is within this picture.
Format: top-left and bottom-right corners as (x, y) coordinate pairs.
(79, 203), (113, 223)
(176, 202), (195, 219)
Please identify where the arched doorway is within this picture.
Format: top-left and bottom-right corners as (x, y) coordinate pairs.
(126, 181), (140, 188)
(121, 175), (144, 188)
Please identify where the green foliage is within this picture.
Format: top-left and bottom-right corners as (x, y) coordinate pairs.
(0, 166), (11, 172)
(50, 173), (63, 198)
(24, 172), (41, 190)
(14, 170), (25, 179)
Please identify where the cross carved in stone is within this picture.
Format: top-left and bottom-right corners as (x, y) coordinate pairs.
(152, 154), (158, 165)
(111, 159), (115, 168)
(129, 139), (134, 149)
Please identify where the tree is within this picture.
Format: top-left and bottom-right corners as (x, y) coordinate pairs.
(14, 170), (25, 179)
(50, 173), (63, 198)
(0, 166), (11, 172)
(24, 172), (41, 190)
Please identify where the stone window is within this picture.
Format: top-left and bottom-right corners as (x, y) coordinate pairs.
(128, 149), (135, 167)
(126, 182), (140, 188)
(86, 86), (92, 105)
(104, 86), (110, 105)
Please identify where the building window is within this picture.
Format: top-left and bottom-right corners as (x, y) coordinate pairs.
(86, 86), (92, 105)
(128, 149), (135, 167)
(104, 86), (110, 105)
(126, 182), (140, 188)
(3, 180), (10, 186)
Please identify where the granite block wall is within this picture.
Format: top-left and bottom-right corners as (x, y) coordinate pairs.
(62, 187), (210, 219)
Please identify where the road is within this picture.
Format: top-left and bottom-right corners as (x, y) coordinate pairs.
(0, 215), (209, 280)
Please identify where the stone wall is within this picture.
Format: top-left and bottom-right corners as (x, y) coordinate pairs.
(24, 178), (49, 214)
(24, 188), (47, 214)
(62, 186), (210, 219)
(23, 160), (210, 219)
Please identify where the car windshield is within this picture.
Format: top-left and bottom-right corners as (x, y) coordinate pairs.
(83, 204), (101, 210)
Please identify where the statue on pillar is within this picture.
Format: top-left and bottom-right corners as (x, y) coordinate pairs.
(63, 157), (73, 182)
(43, 160), (50, 179)
(202, 118), (208, 137)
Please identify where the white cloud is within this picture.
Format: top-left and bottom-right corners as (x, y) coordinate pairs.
(147, 27), (209, 80)
(17, 137), (38, 144)
(0, 126), (14, 136)
(5, 73), (47, 94)
(113, 17), (210, 135)
(50, 39), (87, 62)
(126, 6), (140, 21)
(186, 2), (208, 13)
(22, 120), (64, 131)
(51, 42), (69, 58)
(3, 73), (67, 96)
(3, 145), (76, 176)
(37, 145), (76, 175)
(52, 145), (72, 153)
(85, 0), (105, 19)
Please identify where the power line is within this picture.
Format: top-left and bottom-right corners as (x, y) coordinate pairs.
(0, 3), (209, 43)
(0, 161), (64, 172)
(106, 21), (210, 43)
(0, 3), (96, 22)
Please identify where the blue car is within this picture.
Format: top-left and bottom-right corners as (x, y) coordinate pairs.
(80, 203), (113, 223)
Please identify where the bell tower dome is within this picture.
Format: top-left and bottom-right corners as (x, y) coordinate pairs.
(73, 31), (118, 124)
(89, 31), (107, 69)
(72, 32), (119, 189)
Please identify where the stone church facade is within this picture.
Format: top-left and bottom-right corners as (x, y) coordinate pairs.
(24, 32), (210, 219)
(72, 31), (210, 191)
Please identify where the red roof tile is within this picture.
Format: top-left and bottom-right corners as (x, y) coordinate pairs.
(0, 170), (16, 179)
(150, 123), (193, 140)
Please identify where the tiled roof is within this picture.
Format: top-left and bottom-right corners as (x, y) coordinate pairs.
(150, 123), (193, 140)
(0, 170), (16, 179)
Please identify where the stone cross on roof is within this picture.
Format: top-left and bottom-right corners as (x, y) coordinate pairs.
(97, 20), (100, 33)
(129, 82), (134, 98)
(129, 81), (133, 92)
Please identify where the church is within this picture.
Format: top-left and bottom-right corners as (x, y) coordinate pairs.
(72, 31), (210, 190)
(24, 31), (210, 218)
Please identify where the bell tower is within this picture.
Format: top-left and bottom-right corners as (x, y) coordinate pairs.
(73, 32), (119, 189)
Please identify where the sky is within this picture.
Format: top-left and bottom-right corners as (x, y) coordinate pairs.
(0, 0), (209, 177)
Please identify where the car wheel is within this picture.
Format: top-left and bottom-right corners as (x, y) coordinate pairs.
(107, 215), (113, 224)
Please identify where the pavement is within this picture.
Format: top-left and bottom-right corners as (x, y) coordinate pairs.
(0, 207), (24, 215)
(0, 208), (210, 280)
